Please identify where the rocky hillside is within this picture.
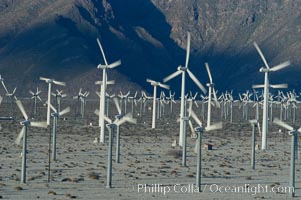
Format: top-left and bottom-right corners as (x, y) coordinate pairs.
(0, 0), (300, 97)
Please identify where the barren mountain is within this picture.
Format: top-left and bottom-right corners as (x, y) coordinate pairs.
(0, 0), (300, 96)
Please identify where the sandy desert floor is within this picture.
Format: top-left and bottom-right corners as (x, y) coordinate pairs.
(0, 100), (300, 199)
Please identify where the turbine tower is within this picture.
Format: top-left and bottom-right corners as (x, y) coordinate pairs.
(204, 63), (220, 128)
(252, 42), (290, 150)
(146, 79), (170, 129)
(163, 32), (207, 146)
(96, 38), (121, 143)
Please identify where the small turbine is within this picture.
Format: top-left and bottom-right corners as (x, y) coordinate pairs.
(15, 100), (47, 183)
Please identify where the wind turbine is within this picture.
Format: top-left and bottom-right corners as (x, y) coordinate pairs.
(47, 103), (70, 160)
(273, 118), (301, 197)
(166, 91), (176, 114)
(95, 98), (136, 188)
(249, 119), (261, 170)
(15, 100), (47, 183)
(96, 37), (121, 143)
(146, 79), (170, 129)
(29, 87), (42, 116)
(252, 42), (290, 150)
(128, 91), (138, 116)
(163, 32), (207, 146)
(40, 77), (66, 126)
(95, 80), (115, 143)
(188, 105), (222, 192)
(204, 63), (220, 128)
(118, 91), (130, 114)
(52, 89), (67, 114)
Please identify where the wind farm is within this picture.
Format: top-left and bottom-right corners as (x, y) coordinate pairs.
(0, 1), (301, 199)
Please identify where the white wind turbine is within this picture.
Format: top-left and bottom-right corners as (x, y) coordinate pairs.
(188, 104), (222, 191)
(273, 118), (301, 197)
(95, 80), (115, 142)
(146, 79), (170, 129)
(95, 97), (136, 188)
(204, 63), (220, 128)
(252, 42), (290, 150)
(47, 103), (70, 160)
(118, 91), (130, 113)
(52, 89), (67, 114)
(15, 100), (47, 183)
(29, 87), (43, 116)
(163, 32), (207, 146)
(40, 77), (66, 126)
(96, 38), (121, 143)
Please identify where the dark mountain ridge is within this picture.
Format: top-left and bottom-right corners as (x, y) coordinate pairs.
(0, 0), (300, 97)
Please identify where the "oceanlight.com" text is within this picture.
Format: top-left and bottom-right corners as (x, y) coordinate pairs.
(137, 183), (294, 195)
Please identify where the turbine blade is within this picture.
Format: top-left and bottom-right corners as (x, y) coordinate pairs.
(205, 62), (213, 83)
(59, 107), (70, 116)
(96, 38), (108, 66)
(16, 100), (28, 120)
(108, 60), (121, 69)
(104, 116), (112, 124)
(270, 84), (288, 89)
(185, 32), (191, 68)
(146, 79), (156, 84)
(113, 98), (122, 114)
(115, 117), (127, 126)
(37, 96), (42, 102)
(30, 121), (47, 128)
(188, 120), (196, 136)
(163, 70), (182, 83)
(252, 84), (265, 89)
(270, 61), (290, 72)
(94, 109), (99, 116)
(187, 69), (207, 94)
(15, 127), (25, 145)
(29, 90), (34, 95)
(249, 119), (258, 124)
(205, 122), (223, 131)
(253, 42), (269, 69)
(190, 110), (202, 126)
(158, 82), (170, 90)
(107, 80), (115, 85)
(46, 101), (57, 113)
(39, 77), (49, 81)
(53, 80), (66, 86)
(273, 118), (294, 131)
(212, 88), (220, 108)
(124, 115), (137, 124)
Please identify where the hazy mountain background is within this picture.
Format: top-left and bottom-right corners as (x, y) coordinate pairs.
(0, 0), (300, 97)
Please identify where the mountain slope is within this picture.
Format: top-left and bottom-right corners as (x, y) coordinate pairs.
(0, 0), (300, 96)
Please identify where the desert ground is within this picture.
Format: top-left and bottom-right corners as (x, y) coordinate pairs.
(0, 99), (300, 199)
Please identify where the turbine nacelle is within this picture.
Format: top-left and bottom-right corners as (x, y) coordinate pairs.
(288, 130), (298, 136)
(194, 126), (204, 132)
(97, 64), (107, 69)
(106, 123), (117, 128)
(20, 120), (30, 126)
(177, 66), (186, 71)
(259, 67), (269, 73)
(115, 114), (123, 120)
(181, 117), (189, 121)
(51, 112), (59, 118)
(206, 83), (214, 87)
